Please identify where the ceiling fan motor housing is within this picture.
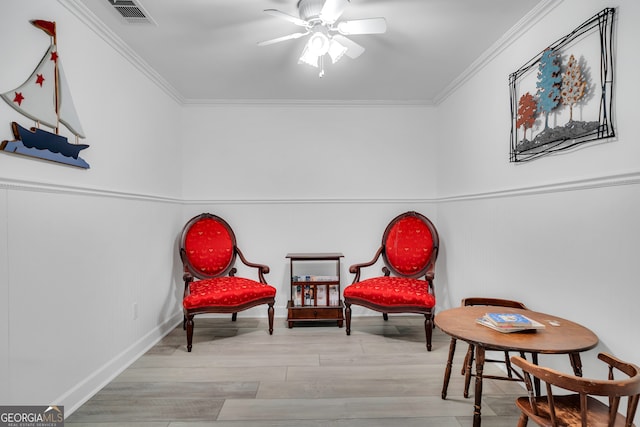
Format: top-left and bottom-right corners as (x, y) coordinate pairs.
(297, 0), (347, 22)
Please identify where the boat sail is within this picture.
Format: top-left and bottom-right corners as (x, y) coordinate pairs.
(1, 20), (89, 168)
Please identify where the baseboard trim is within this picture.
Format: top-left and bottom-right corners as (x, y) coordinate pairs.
(59, 311), (182, 416)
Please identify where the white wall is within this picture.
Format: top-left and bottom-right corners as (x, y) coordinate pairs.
(435, 0), (640, 378)
(180, 104), (439, 316)
(2, 0), (640, 419)
(0, 0), (184, 411)
(181, 104), (437, 200)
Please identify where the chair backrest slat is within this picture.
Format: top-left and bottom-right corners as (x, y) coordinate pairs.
(627, 395), (640, 427)
(579, 393), (588, 427)
(462, 297), (527, 309)
(546, 383), (558, 426)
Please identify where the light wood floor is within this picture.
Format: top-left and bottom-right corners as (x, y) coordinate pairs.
(67, 315), (526, 426)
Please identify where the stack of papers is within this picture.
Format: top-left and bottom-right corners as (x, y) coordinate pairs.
(476, 312), (545, 333)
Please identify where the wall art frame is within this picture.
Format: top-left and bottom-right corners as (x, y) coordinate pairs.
(509, 8), (616, 163)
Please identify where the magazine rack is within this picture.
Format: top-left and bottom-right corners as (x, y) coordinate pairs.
(286, 253), (344, 328)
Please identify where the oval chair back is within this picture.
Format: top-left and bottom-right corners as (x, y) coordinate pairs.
(382, 211), (439, 278)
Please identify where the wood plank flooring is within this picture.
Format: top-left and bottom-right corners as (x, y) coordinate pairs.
(66, 316), (525, 426)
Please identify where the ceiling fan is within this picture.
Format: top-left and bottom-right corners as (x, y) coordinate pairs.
(258, 0), (387, 77)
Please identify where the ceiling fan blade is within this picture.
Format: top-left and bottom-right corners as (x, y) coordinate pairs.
(257, 31), (310, 46)
(264, 9), (308, 27)
(337, 18), (387, 35)
(319, 0), (349, 24)
(332, 34), (365, 59)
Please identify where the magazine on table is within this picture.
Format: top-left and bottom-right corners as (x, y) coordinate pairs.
(476, 313), (545, 333)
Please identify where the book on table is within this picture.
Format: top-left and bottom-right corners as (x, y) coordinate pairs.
(486, 313), (533, 327)
(476, 312), (545, 333)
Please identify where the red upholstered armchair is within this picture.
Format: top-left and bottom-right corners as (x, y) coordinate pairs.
(343, 211), (439, 350)
(179, 213), (276, 352)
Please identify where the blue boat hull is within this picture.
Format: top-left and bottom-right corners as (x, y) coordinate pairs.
(1, 122), (90, 169)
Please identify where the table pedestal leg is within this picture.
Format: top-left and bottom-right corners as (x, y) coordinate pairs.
(441, 338), (457, 399)
(569, 352), (583, 376)
(473, 346), (485, 427)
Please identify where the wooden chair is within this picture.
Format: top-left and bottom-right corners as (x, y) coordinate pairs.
(343, 211), (439, 350)
(511, 353), (640, 427)
(441, 297), (535, 399)
(179, 213), (276, 352)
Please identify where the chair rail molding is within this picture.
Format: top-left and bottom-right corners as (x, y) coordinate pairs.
(2, 170), (638, 205)
(436, 171), (640, 204)
(0, 177), (182, 204)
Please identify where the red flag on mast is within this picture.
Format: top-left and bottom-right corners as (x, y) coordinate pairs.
(31, 20), (56, 38)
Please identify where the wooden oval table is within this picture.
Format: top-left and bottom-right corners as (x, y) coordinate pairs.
(435, 305), (598, 427)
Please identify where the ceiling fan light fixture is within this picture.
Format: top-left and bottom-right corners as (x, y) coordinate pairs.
(260, 0), (386, 77)
(307, 32), (330, 56)
(298, 43), (320, 68)
(328, 38), (347, 64)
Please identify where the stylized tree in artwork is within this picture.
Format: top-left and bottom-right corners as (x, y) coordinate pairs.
(536, 49), (561, 129)
(561, 54), (587, 122)
(516, 92), (537, 141)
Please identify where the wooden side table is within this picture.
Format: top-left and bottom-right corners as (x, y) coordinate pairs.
(286, 253), (344, 328)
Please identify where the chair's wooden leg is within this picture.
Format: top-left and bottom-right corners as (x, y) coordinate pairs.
(517, 413), (529, 427)
(504, 351), (514, 378)
(345, 303), (352, 335)
(532, 352), (541, 396)
(442, 337), (457, 399)
(424, 314), (433, 351)
(186, 315), (194, 353)
(231, 312), (238, 322)
(462, 344), (472, 375)
(267, 303), (274, 335)
(383, 313), (389, 321)
(464, 345), (475, 398)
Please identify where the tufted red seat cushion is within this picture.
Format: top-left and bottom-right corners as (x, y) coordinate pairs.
(385, 216), (434, 275)
(343, 276), (435, 308)
(184, 276), (276, 309)
(184, 217), (234, 276)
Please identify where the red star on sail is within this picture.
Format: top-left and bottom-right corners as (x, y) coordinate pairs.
(13, 92), (25, 106)
(50, 51), (58, 63)
(35, 74), (45, 86)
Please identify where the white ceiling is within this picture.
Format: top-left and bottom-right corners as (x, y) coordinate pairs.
(75, 0), (545, 104)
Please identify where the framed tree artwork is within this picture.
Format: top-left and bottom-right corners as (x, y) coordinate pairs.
(509, 8), (616, 162)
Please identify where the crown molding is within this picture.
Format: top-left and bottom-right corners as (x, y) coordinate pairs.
(57, 0), (433, 107)
(182, 99), (434, 109)
(58, 0), (185, 104)
(432, 0), (563, 105)
(59, 0), (561, 108)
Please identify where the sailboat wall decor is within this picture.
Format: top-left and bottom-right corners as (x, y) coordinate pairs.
(1, 19), (90, 169)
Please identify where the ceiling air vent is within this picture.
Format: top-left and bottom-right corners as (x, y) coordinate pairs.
(106, 0), (155, 25)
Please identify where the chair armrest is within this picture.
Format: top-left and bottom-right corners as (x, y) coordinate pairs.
(235, 246), (270, 284)
(349, 246), (383, 283)
(424, 246), (438, 282)
(425, 262), (435, 283)
(180, 248), (194, 296)
(511, 354), (640, 396)
(598, 353), (640, 379)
